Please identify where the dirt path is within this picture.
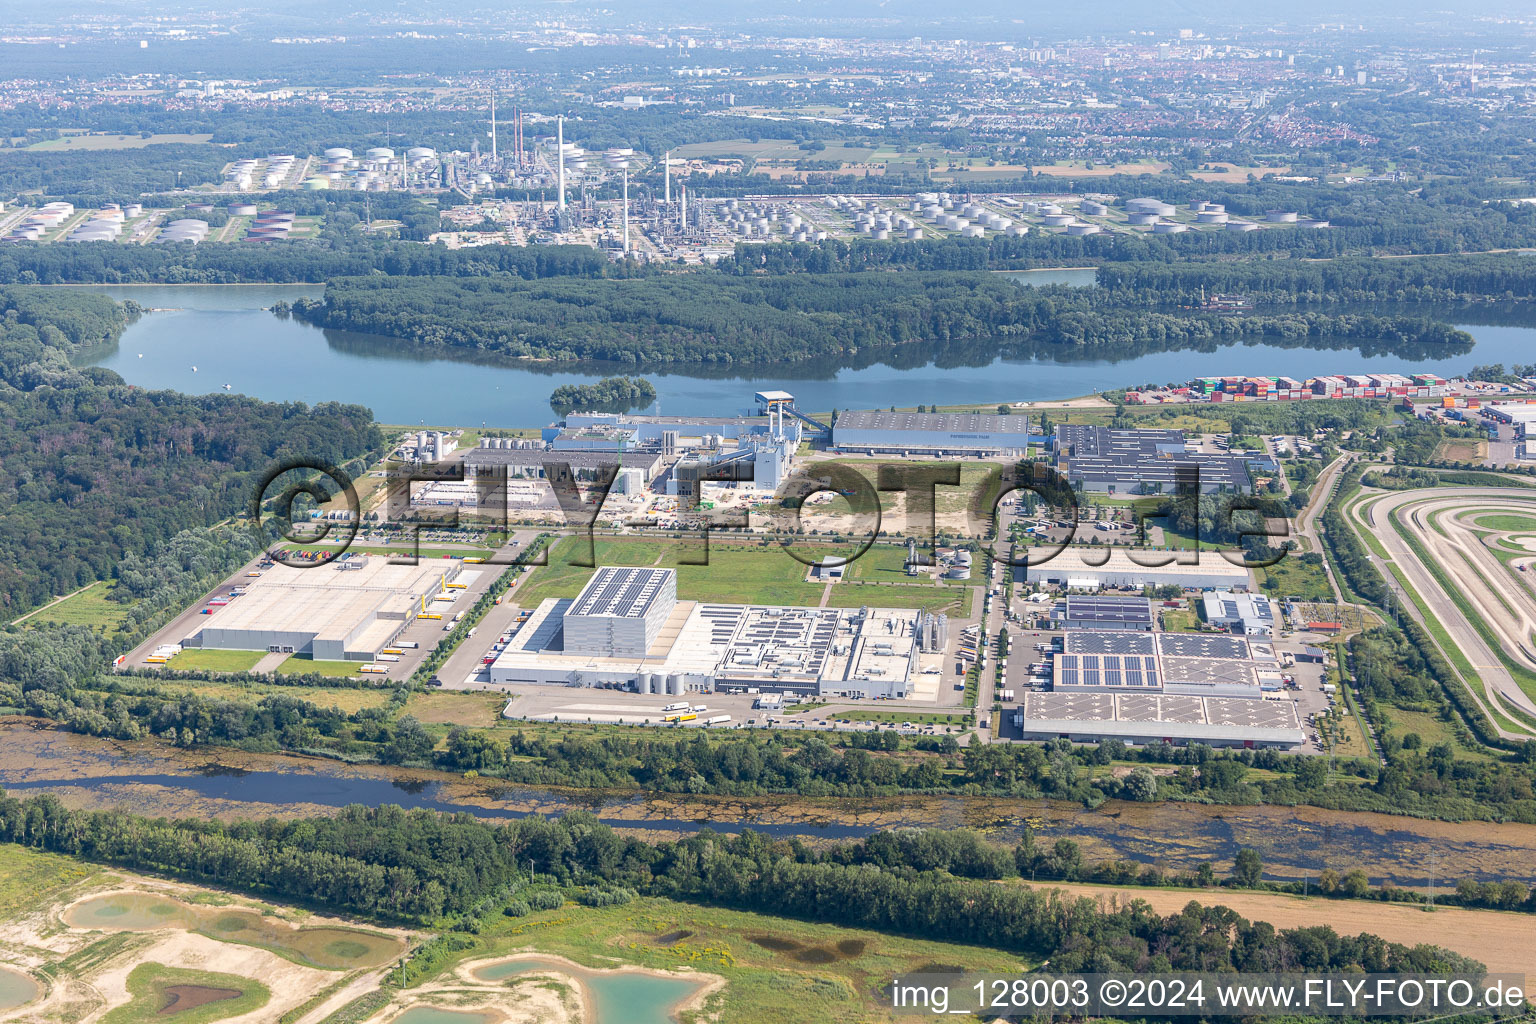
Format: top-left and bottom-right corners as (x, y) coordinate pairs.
(1018, 880), (1536, 991)
(9, 582), (99, 626)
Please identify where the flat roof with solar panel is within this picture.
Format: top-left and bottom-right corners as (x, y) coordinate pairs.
(1156, 633), (1250, 660)
(1062, 631), (1156, 656)
(1052, 651), (1160, 691)
(569, 567), (674, 619)
(1056, 595), (1154, 630)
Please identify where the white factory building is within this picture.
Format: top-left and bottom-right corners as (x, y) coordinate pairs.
(187, 554), (467, 661)
(487, 566), (947, 699)
(1023, 547), (1253, 591)
(1201, 591), (1277, 636)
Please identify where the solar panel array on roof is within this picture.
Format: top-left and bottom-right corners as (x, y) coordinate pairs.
(1054, 652), (1159, 690)
(1156, 633), (1250, 660)
(1062, 631), (1156, 655)
(1061, 595), (1154, 626)
(570, 567), (673, 619)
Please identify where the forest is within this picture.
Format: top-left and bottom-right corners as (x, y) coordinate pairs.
(291, 273), (1471, 367)
(548, 375), (657, 413)
(0, 287), (382, 617)
(0, 794), (1488, 974)
(0, 237), (610, 286)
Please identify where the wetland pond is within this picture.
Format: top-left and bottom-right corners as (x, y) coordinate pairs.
(5, 725), (1536, 886)
(0, 967), (41, 1013)
(63, 890), (403, 969)
(474, 957), (704, 1024)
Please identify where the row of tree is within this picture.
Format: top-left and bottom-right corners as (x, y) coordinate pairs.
(0, 794), (1487, 975)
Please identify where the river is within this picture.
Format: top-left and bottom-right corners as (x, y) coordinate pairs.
(67, 275), (1533, 426)
(3, 724), (1533, 887)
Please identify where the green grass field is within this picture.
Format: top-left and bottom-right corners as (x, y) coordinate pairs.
(1471, 513), (1536, 532)
(1254, 555), (1334, 602)
(0, 846), (103, 918)
(102, 964), (269, 1024)
(823, 583), (973, 615)
(277, 655), (365, 678)
(156, 680), (395, 713)
(1381, 708), (1493, 760)
(19, 580), (135, 631)
(434, 895), (1030, 1024)
(167, 649), (265, 673)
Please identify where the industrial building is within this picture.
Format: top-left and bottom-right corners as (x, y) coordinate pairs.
(1023, 547), (1253, 591)
(1011, 691), (1304, 748)
(562, 567), (677, 657)
(1054, 425), (1276, 494)
(462, 448), (664, 485)
(487, 567), (945, 699)
(1018, 628), (1301, 747)
(185, 554), (465, 661)
(832, 410), (1037, 456)
(1050, 594), (1154, 630)
(1201, 591), (1277, 636)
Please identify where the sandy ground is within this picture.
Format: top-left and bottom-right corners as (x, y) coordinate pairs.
(450, 952), (724, 1023)
(1019, 880), (1536, 993)
(0, 873), (411, 1024)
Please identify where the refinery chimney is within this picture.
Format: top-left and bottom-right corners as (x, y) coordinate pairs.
(490, 91), (497, 162)
(664, 150), (671, 204)
(622, 168), (630, 253)
(556, 116), (566, 212)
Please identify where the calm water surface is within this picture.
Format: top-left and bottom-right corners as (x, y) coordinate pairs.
(70, 276), (1532, 426)
(0, 967), (40, 1013)
(475, 958), (703, 1024)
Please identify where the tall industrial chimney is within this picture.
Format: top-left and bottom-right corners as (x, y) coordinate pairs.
(556, 116), (566, 212)
(663, 150), (671, 204)
(622, 168), (630, 253)
(490, 91), (497, 162)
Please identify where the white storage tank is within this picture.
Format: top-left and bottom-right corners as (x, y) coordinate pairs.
(323, 147), (353, 160)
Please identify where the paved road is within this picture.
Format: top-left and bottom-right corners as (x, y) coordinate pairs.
(1292, 453), (1351, 603)
(430, 528), (546, 686)
(1347, 484), (1536, 731)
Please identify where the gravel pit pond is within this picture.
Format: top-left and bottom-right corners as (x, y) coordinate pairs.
(474, 957), (704, 1024)
(5, 724), (1536, 885)
(64, 891), (403, 969)
(391, 1011), (497, 1024)
(0, 966), (41, 1012)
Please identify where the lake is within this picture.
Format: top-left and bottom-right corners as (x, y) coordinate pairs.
(70, 276), (1530, 426)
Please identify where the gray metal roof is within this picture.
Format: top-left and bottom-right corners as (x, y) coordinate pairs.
(836, 410), (1032, 435)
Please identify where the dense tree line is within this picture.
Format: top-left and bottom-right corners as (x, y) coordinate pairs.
(1095, 255), (1536, 305)
(0, 240), (609, 286)
(292, 273), (1470, 367)
(0, 794), (1486, 976)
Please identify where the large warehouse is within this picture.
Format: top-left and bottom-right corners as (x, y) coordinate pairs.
(1023, 547), (1253, 591)
(832, 410), (1038, 456)
(187, 554), (464, 661)
(1016, 629), (1301, 748)
(487, 567), (946, 699)
(1053, 425), (1276, 495)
